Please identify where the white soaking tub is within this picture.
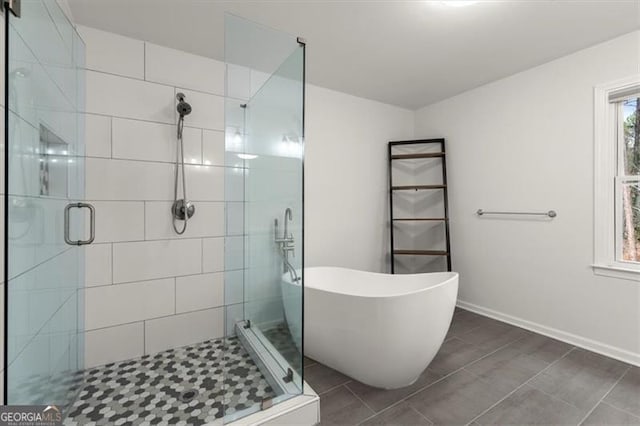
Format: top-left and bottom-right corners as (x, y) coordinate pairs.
(282, 267), (458, 389)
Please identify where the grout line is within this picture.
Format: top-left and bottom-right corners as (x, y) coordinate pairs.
(81, 109), (196, 129)
(200, 128), (204, 164)
(143, 319), (146, 356)
(343, 384), (376, 415)
(94, 275), (183, 288)
(576, 365), (632, 425)
(85, 305), (225, 334)
(143, 201), (147, 241)
(317, 380), (353, 396)
(465, 347), (578, 425)
(110, 242), (114, 285)
(410, 406), (435, 425)
(81, 108), (224, 132)
(599, 400), (640, 421)
(88, 270), (224, 289)
(85, 68), (226, 99)
(303, 359), (317, 368)
(86, 155), (227, 168)
(143, 42), (146, 81)
(109, 115), (113, 158)
(93, 234), (221, 246)
(174, 277), (177, 314)
(85, 199), (226, 206)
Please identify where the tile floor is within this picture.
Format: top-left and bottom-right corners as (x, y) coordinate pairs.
(264, 323), (303, 371)
(308, 308), (640, 426)
(64, 337), (274, 425)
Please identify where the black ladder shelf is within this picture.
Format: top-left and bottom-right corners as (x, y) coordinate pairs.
(388, 139), (452, 273)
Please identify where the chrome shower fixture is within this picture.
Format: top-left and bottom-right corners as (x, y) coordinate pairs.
(275, 208), (299, 283)
(172, 93), (195, 234)
(176, 92), (192, 139)
(176, 92), (192, 117)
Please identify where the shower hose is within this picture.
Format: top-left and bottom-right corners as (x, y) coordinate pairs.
(173, 115), (189, 235)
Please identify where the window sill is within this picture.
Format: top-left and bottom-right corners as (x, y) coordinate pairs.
(592, 264), (640, 282)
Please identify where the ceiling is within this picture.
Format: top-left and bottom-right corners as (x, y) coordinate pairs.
(68, 0), (640, 109)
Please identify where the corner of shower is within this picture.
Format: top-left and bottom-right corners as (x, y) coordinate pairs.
(222, 13), (307, 423)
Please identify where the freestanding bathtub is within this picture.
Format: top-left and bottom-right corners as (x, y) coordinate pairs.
(282, 267), (458, 390)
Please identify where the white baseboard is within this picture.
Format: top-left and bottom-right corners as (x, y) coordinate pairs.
(457, 300), (640, 367)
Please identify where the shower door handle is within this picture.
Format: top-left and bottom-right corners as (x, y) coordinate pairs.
(64, 202), (96, 246)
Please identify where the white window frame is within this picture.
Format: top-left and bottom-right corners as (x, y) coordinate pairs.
(593, 75), (640, 281)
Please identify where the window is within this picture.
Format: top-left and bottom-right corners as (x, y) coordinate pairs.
(594, 76), (640, 281)
(616, 98), (640, 263)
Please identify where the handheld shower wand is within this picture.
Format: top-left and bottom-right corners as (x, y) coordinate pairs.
(172, 93), (195, 234)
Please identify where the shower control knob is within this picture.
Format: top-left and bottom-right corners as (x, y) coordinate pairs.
(172, 199), (195, 221)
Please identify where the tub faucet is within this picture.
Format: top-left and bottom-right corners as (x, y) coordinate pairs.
(275, 208), (294, 247)
(275, 208), (296, 274)
(283, 208), (293, 243)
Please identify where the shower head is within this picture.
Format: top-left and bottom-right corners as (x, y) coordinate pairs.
(176, 93), (192, 117)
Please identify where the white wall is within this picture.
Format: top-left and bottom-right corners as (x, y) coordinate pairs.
(305, 86), (414, 272)
(415, 31), (640, 364)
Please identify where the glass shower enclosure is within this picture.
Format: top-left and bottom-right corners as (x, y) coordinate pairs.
(3, 3), (305, 424)
(4, 0), (86, 407)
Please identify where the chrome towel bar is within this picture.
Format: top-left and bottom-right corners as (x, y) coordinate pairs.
(476, 209), (557, 218)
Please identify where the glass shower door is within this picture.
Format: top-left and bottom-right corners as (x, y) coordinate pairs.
(244, 46), (304, 379)
(224, 14), (305, 422)
(4, 0), (86, 408)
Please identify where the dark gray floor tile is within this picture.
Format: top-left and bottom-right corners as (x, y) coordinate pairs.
(319, 386), (374, 426)
(605, 367), (640, 417)
(458, 321), (529, 352)
(347, 368), (442, 412)
(361, 402), (432, 425)
(428, 337), (491, 376)
(529, 348), (630, 412)
(464, 345), (549, 393)
(305, 362), (351, 394)
(507, 331), (573, 364)
(304, 356), (318, 368)
(407, 369), (508, 425)
(447, 310), (500, 338)
(582, 402), (640, 425)
(476, 384), (583, 425)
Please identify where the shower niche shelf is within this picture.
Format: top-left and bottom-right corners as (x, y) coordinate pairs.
(388, 139), (452, 274)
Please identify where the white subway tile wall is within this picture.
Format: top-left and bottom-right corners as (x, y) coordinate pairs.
(84, 322), (145, 367)
(112, 239), (202, 284)
(202, 130), (226, 166)
(202, 237), (226, 273)
(78, 26), (145, 79)
(84, 113), (112, 158)
(85, 278), (176, 330)
(79, 25), (242, 367)
(175, 273), (224, 314)
(86, 71), (176, 123)
(85, 244), (113, 287)
(144, 308), (225, 355)
(111, 118), (202, 163)
(174, 88), (225, 131)
(145, 43), (225, 95)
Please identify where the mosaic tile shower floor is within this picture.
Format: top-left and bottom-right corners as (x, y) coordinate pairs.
(64, 337), (275, 426)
